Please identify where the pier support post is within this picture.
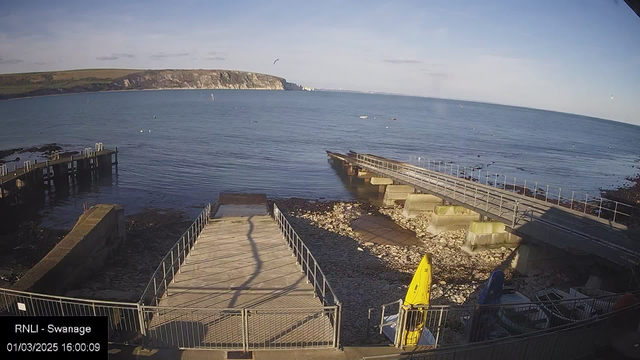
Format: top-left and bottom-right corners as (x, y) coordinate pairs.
(402, 194), (443, 218)
(463, 221), (521, 251)
(382, 185), (415, 206)
(97, 154), (112, 174)
(427, 205), (480, 234)
(371, 177), (394, 193)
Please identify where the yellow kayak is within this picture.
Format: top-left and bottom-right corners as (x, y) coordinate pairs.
(402, 254), (432, 346)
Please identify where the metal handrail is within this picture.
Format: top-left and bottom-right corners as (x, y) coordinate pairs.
(272, 203), (342, 349)
(0, 286), (138, 307)
(139, 203), (211, 306)
(353, 153), (640, 262)
(408, 155), (638, 225)
(273, 203), (341, 307)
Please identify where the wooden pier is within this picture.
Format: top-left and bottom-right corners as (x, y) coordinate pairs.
(0, 143), (118, 202)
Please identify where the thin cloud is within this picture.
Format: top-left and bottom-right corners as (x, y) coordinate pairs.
(113, 53), (135, 58)
(96, 55), (119, 61)
(204, 56), (226, 61)
(151, 52), (190, 60)
(0, 57), (23, 64)
(425, 71), (448, 78)
(34, 61), (53, 65)
(383, 58), (421, 64)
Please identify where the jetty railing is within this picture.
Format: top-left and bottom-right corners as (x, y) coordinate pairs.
(273, 203), (342, 348)
(408, 155), (638, 226)
(139, 204), (211, 306)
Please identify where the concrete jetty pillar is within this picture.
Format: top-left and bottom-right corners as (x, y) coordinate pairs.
(347, 165), (358, 176)
(402, 194), (443, 218)
(358, 170), (373, 179)
(427, 205), (480, 234)
(76, 158), (91, 176)
(371, 177), (394, 193)
(510, 243), (566, 275)
(382, 185), (415, 206)
(53, 163), (68, 179)
(97, 154), (112, 174)
(463, 221), (521, 251)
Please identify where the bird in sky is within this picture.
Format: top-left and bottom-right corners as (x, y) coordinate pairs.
(273, 58), (279, 65)
(610, 95), (615, 103)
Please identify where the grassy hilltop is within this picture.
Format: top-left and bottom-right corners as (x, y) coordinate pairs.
(0, 68), (300, 99)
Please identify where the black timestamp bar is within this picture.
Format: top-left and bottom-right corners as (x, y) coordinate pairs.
(1, 316), (107, 359)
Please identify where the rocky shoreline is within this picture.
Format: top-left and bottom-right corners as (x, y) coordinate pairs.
(273, 197), (589, 345)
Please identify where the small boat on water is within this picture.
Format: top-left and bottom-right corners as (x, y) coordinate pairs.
(359, 115), (368, 119)
(211, 93), (215, 101)
(498, 289), (549, 334)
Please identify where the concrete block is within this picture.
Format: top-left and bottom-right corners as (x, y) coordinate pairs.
(402, 194), (442, 218)
(371, 177), (394, 185)
(357, 170), (373, 179)
(427, 206), (480, 234)
(510, 243), (567, 275)
(465, 221), (521, 248)
(383, 185), (415, 206)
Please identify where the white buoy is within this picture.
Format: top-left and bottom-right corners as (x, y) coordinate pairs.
(140, 130), (143, 133)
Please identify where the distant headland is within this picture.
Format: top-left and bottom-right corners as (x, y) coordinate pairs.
(0, 69), (308, 100)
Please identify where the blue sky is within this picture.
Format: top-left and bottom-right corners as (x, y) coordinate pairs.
(1, 0), (639, 124)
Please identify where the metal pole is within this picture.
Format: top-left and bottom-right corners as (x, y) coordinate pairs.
(434, 308), (445, 348)
(558, 188), (562, 205)
(495, 174), (498, 188)
(571, 191), (574, 209)
(485, 172), (488, 185)
(503, 175), (507, 190)
(457, 164), (459, 177)
(545, 185), (549, 202)
(613, 202), (618, 222)
(512, 201), (518, 227)
(514, 177), (516, 193)
(598, 198), (603, 218)
(524, 180), (527, 196)
(584, 194), (588, 214)
(137, 303), (147, 336)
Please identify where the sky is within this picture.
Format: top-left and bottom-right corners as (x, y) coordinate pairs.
(1, 0), (640, 125)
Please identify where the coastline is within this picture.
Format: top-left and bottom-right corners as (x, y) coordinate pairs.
(0, 86), (288, 102)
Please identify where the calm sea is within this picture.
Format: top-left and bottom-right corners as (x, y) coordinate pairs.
(1, 90), (639, 228)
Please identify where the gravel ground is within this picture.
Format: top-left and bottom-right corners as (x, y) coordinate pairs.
(274, 197), (586, 346)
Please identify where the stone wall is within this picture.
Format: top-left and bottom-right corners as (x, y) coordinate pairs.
(12, 204), (125, 294)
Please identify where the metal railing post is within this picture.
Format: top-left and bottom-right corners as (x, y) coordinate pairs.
(162, 262), (167, 295)
(571, 191), (575, 209)
(613, 202), (618, 222)
(503, 175), (507, 190)
(177, 242), (181, 274)
(434, 308), (445, 348)
(512, 201), (518, 227)
(584, 194), (588, 213)
(495, 174), (498, 188)
(170, 251), (175, 282)
(598, 198), (603, 218)
(137, 303), (147, 336)
(546, 185), (549, 202)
